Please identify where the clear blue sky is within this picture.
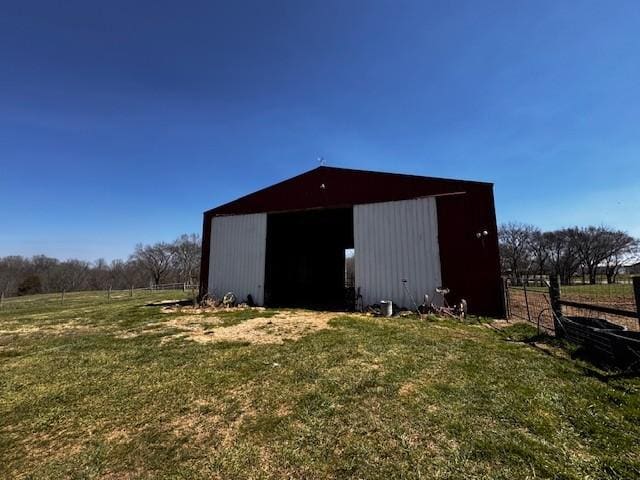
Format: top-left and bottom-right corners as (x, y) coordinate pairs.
(1, 0), (639, 261)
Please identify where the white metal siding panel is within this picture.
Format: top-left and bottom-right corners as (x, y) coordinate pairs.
(208, 213), (267, 305)
(354, 197), (442, 308)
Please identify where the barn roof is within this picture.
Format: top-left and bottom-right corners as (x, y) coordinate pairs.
(206, 166), (493, 216)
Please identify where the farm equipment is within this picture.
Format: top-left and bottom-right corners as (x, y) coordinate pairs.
(421, 287), (468, 319)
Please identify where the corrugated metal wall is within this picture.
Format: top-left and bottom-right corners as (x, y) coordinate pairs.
(354, 197), (442, 308)
(208, 213), (267, 304)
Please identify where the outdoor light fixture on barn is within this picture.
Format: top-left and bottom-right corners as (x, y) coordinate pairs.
(199, 166), (504, 317)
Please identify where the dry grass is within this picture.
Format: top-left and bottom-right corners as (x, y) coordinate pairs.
(161, 310), (338, 345)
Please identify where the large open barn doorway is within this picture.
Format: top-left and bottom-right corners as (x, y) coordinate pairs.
(264, 208), (354, 309)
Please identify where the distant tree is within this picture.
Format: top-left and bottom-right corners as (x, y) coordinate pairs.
(601, 230), (638, 284)
(0, 232), (201, 297)
(109, 259), (131, 290)
(130, 242), (175, 286)
(170, 234), (201, 284)
(0, 256), (29, 295)
(88, 258), (112, 290)
(498, 222), (536, 285)
(121, 259), (150, 289)
(54, 260), (91, 291)
(544, 229), (581, 285)
(568, 226), (619, 284)
(30, 255), (59, 292)
(529, 230), (550, 283)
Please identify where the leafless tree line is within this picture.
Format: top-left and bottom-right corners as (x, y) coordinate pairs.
(0, 234), (201, 297)
(499, 223), (639, 285)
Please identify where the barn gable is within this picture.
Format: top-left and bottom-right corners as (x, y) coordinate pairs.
(207, 166), (491, 216)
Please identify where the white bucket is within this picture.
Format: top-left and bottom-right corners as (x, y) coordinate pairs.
(380, 300), (393, 317)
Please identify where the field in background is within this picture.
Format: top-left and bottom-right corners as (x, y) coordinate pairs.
(1, 291), (639, 479)
(524, 282), (633, 298)
(0, 285), (198, 309)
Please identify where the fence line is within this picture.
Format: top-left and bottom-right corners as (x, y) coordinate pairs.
(506, 276), (640, 333)
(0, 282), (198, 310)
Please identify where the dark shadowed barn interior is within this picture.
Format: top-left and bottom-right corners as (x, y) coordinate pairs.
(265, 208), (353, 309)
(200, 166), (504, 317)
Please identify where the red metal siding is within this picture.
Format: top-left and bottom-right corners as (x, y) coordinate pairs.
(436, 189), (503, 317)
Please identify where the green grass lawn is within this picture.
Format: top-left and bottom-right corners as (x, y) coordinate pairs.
(1, 291), (639, 479)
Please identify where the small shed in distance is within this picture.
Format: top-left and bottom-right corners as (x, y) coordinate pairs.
(200, 166), (504, 317)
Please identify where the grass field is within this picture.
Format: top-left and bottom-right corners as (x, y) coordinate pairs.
(522, 283), (634, 298)
(560, 283), (634, 297)
(1, 291), (639, 479)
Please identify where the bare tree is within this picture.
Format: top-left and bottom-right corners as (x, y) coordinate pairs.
(0, 256), (29, 295)
(530, 231), (551, 284)
(170, 234), (201, 284)
(31, 255), (59, 292)
(498, 222), (536, 285)
(543, 229), (581, 285)
(53, 260), (91, 292)
(602, 230), (638, 284)
(130, 242), (175, 286)
(88, 258), (112, 290)
(569, 226), (616, 284)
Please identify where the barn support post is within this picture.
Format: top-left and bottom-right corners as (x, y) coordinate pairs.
(548, 275), (563, 336)
(632, 275), (640, 329)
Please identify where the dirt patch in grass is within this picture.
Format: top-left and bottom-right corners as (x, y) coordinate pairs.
(0, 321), (99, 336)
(169, 411), (222, 445)
(15, 431), (85, 468)
(398, 382), (416, 396)
(169, 388), (261, 448)
(485, 319), (526, 330)
(160, 305), (267, 315)
(162, 310), (337, 345)
(104, 428), (132, 444)
(166, 315), (223, 329)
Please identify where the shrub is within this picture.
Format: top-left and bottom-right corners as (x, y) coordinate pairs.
(17, 275), (42, 296)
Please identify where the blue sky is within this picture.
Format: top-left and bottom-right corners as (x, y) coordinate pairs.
(1, 0), (639, 261)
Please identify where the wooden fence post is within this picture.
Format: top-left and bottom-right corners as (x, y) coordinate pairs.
(632, 275), (640, 329)
(501, 277), (510, 320)
(108, 286), (111, 301)
(0, 291), (4, 309)
(61, 289), (65, 305)
(130, 286), (133, 297)
(522, 282), (531, 323)
(548, 275), (563, 336)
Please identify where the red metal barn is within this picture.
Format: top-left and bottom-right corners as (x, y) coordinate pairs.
(199, 166), (504, 317)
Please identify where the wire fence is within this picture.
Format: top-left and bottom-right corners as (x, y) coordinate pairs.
(0, 283), (198, 311)
(506, 279), (639, 333)
(505, 285), (556, 333)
